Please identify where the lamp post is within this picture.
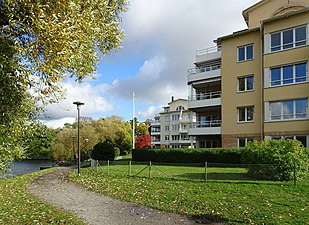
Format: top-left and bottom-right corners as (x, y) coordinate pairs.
(71, 136), (76, 164)
(73, 101), (84, 176)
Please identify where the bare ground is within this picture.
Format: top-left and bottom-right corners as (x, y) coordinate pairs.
(27, 168), (222, 225)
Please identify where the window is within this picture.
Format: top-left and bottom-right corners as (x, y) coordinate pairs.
(270, 99), (308, 121)
(270, 25), (307, 52)
(165, 135), (169, 141)
(238, 106), (254, 122)
(238, 44), (253, 62)
(238, 137), (254, 147)
(171, 135), (179, 141)
(270, 135), (308, 148)
(200, 140), (218, 148)
(171, 114), (180, 121)
(238, 75), (254, 91)
(270, 62), (307, 86)
(165, 125), (169, 131)
(171, 124), (179, 131)
(176, 106), (185, 111)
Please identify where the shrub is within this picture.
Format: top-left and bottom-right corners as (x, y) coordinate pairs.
(91, 141), (115, 161)
(242, 139), (309, 181)
(132, 147), (243, 164)
(114, 147), (120, 157)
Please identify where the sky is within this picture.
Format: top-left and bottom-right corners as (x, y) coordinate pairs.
(41, 0), (261, 129)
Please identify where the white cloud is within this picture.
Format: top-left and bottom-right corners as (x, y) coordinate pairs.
(41, 80), (113, 126)
(41, 117), (76, 129)
(136, 105), (163, 121)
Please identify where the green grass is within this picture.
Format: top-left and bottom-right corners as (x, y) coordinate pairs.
(0, 168), (86, 225)
(70, 165), (309, 225)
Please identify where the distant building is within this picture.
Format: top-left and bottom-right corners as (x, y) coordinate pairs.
(151, 97), (196, 148)
(187, 0), (309, 147)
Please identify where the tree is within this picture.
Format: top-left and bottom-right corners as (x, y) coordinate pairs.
(1, 0), (128, 100)
(0, 34), (36, 175)
(136, 134), (151, 149)
(91, 141), (115, 161)
(0, 0), (128, 173)
(24, 122), (57, 158)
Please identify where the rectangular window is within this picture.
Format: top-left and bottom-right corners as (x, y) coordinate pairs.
(270, 99), (308, 121)
(270, 135), (308, 148)
(165, 135), (169, 141)
(238, 106), (254, 122)
(171, 135), (180, 141)
(238, 75), (254, 92)
(171, 124), (179, 131)
(270, 25), (307, 52)
(165, 125), (169, 131)
(270, 62), (307, 86)
(171, 114), (180, 121)
(238, 137), (254, 147)
(238, 44), (253, 62)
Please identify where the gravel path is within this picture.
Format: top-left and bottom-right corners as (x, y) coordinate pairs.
(27, 168), (217, 225)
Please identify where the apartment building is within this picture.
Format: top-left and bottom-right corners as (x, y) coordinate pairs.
(151, 98), (196, 148)
(188, 0), (309, 148)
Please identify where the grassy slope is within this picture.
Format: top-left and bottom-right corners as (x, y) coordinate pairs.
(0, 168), (86, 225)
(70, 166), (309, 225)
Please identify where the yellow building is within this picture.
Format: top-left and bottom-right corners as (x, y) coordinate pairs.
(188, 0), (309, 148)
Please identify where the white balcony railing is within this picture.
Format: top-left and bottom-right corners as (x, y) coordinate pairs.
(190, 120), (221, 128)
(196, 46), (221, 57)
(189, 91), (221, 101)
(188, 63), (221, 75)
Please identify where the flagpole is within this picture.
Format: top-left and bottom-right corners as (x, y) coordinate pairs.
(132, 92), (135, 150)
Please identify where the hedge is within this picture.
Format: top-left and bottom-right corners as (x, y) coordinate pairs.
(132, 147), (243, 164)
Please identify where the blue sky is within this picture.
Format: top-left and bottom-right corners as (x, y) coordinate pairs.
(42, 0), (260, 128)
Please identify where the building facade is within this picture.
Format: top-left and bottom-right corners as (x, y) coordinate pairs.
(188, 0), (309, 148)
(151, 98), (196, 148)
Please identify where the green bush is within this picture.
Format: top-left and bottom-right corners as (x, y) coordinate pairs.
(91, 141), (115, 161)
(114, 147), (120, 157)
(132, 147), (243, 164)
(242, 139), (309, 181)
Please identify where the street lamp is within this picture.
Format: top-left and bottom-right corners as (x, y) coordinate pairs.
(73, 101), (85, 176)
(71, 136), (76, 164)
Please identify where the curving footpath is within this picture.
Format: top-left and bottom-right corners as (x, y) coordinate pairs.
(27, 168), (216, 225)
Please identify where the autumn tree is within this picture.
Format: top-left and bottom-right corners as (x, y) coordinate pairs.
(136, 134), (151, 149)
(0, 0), (128, 172)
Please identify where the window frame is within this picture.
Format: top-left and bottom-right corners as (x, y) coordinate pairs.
(270, 62), (307, 86)
(238, 75), (254, 92)
(238, 137), (254, 147)
(237, 106), (254, 122)
(270, 25), (307, 52)
(237, 44), (254, 62)
(269, 99), (308, 121)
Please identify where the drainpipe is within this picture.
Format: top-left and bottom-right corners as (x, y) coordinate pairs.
(260, 21), (265, 141)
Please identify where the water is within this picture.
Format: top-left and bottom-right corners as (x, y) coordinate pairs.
(5, 160), (53, 178)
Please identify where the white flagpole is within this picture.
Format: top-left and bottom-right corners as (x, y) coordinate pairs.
(132, 92), (135, 149)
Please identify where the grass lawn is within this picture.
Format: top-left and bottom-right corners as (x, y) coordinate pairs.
(70, 164), (309, 225)
(0, 168), (86, 225)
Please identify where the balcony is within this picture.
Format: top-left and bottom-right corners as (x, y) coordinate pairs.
(151, 141), (160, 145)
(188, 120), (222, 135)
(151, 128), (160, 135)
(188, 91), (221, 109)
(187, 64), (221, 84)
(179, 116), (196, 124)
(196, 46), (221, 64)
(179, 128), (188, 133)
